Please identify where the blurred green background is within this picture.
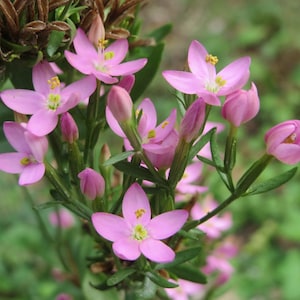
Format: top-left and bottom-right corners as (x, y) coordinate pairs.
(1, 0), (300, 299)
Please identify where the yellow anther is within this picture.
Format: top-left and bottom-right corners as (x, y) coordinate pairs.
(104, 51), (115, 60)
(161, 121), (169, 129)
(20, 157), (31, 165)
(147, 129), (156, 139)
(215, 76), (226, 87)
(135, 208), (146, 219)
(284, 133), (296, 144)
(98, 38), (108, 49)
(47, 76), (60, 90)
(205, 54), (219, 65)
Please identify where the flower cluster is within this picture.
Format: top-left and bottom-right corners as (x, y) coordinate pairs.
(0, 10), (299, 300)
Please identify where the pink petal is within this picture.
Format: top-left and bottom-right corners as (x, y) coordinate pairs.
(162, 70), (200, 94)
(118, 75), (135, 92)
(73, 28), (98, 58)
(217, 57), (251, 95)
(105, 39), (128, 65)
(91, 212), (129, 242)
(122, 183), (151, 226)
(197, 91), (221, 106)
(92, 70), (118, 84)
(271, 144), (300, 165)
(1, 89), (44, 114)
(112, 237), (141, 261)
(0, 153), (25, 173)
(32, 61), (56, 94)
(64, 51), (95, 75)
(3, 122), (30, 153)
(148, 210), (188, 239)
(105, 106), (126, 137)
(137, 98), (157, 137)
(109, 59), (147, 76)
(140, 239), (175, 263)
(19, 162), (45, 185)
(27, 110), (58, 136)
(24, 131), (48, 162)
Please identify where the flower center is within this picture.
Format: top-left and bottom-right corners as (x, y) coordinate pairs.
(48, 76), (60, 90)
(132, 224), (148, 241)
(205, 76), (227, 93)
(104, 51), (115, 60)
(284, 133), (296, 144)
(47, 93), (61, 110)
(20, 156), (32, 166)
(147, 129), (156, 139)
(205, 54), (219, 65)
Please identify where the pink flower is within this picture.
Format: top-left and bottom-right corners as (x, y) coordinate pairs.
(49, 208), (75, 228)
(92, 183), (188, 263)
(163, 40), (251, 106)
(265, 120), (300, 164)
(107, 86), (133, 122)
(78, 168), (105, 200)
(191, 195), (232, 239)
(0, 61), (96, 136)
(87, 14), (105, 47)
(60, 112), (79, 143)
(55, 293), (73, 300)
(222, 82), (260, 127)
(65, 28), (147, 84)
(165, 279), (204, 300)
(106, 97), (178, 169)
(0, 121), (48, 185)
(179, 98), (206, 142)
(175, 162), (208, 201)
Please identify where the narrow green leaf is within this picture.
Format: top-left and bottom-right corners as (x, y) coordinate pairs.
(146, 271), (178, 288)
(246, 167), (298, 196)
(131, 43), (165, 101)
(155, 247), (202, 270)
(167, 264), (207, 284)
(210, 129), (224, 170)
(106, 268), (136, 286)
(47, 30), (65, 57)
(189, 127), (215, 162)
(102, 151), (135, 166)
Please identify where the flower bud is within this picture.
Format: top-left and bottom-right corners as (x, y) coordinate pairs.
(88, 14), (105, 48)
(78, 168), (105, 200)
(60, 112), (79, 143)
(179, 98), (206, 143)
(222, 82), (259, 127)
(265, 120), (300, 164)
(49, 208), (75, 228)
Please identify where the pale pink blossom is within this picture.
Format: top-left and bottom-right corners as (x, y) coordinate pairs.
(65, 28), (147, 84)
(265, 120), (300, 164)
(163, 40), (251, 106)
(191, 195), (232, 239)
(165, 279), (204, 300)
(222, 82), (260, 127)
(78, 168), (105, 200)
(0, 60), (96, 136)
(92, 183), (188, 263)
(49, 208), (75, 228)
(0, 121), (48, 185)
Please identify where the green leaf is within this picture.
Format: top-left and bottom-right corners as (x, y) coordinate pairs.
(155, 247), (202, 270)
(188, 127), (215, 162)
(245, 167), (297, 196)
(102, 151), (135, 166)
(167, 264), (207, 284)
(146, 271), (178, 288)
(106, 268), (136, 286)
(210, 128), (224, 170)
(131, 43), (165, 101)
(47, 30), (65, 57)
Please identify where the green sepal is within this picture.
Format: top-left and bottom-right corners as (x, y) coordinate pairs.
(155, 247), (202, 271)
(47, 30), (65, 57)
(106, 268), (136, 286)
(167, 264), (207, 284)
(145, 271), (178, 288)
(245, 166), (298, 196)
(102, 151), (135, 166)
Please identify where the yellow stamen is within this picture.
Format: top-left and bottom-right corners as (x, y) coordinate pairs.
(104, 51), (115, 60)
(161, 121), (169, 129)
(135, 208), (146, 219)
(215, 76), (226, 87)
(147, 129), (156, 139)
(205, 54), (219, 65)
(47, 76), (60, 90)
(98, 38), (108, 49)
(20, 157), (31, 165)
(284, 133), (296, 144)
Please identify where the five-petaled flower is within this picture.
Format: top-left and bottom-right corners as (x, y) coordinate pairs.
(65, 28), (147, 84)
(0, 61), (96, 136)
(162, 40), (251, 106)
(0, 121), (48, 185)
(92, 183), (188, 263)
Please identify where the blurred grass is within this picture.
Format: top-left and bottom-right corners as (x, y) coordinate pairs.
(1, 0), (300, 299)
